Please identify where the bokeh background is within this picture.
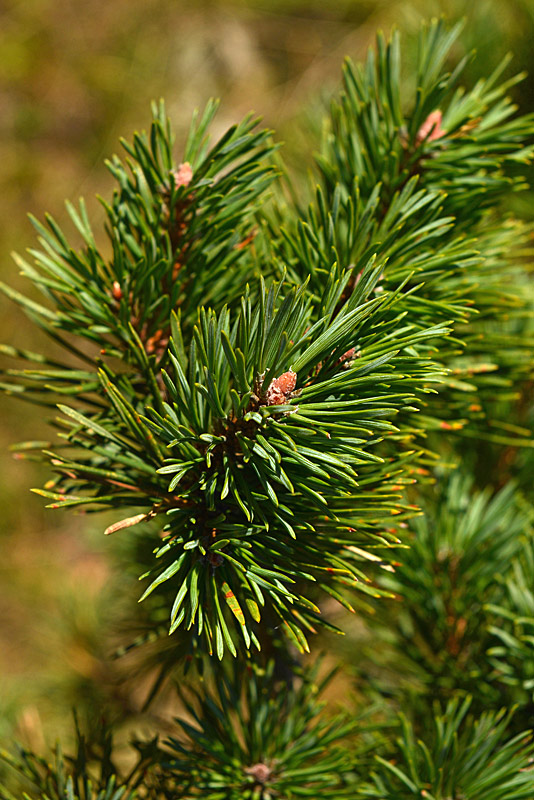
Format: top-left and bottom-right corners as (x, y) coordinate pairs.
(1, 0), (534, 750)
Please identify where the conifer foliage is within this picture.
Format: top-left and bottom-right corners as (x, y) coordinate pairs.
(2, 19), (534, 799)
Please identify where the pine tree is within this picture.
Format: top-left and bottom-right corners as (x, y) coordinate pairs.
(2, 18), (534, 799)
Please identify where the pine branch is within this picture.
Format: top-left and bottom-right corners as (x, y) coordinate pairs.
(362, 696), (534, 799)
(149, 660), (361, 799)
(268, 20), (534, 448)
(0, 724), (139, 800)
(346, 473), (533, 716)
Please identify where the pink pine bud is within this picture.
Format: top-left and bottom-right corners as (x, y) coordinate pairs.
(337, 347), (361, 368)
(266, 370), (297, 405)
(246, 763), (272, 784)
(416, 109), (445, 143)
(112, 281), (122, 300)
(173, 162), (193, 188)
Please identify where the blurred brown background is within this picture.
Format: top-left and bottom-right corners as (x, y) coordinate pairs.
(1, 0), (534, 748)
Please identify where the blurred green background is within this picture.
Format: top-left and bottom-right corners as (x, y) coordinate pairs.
(1, 0), (534, 750)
